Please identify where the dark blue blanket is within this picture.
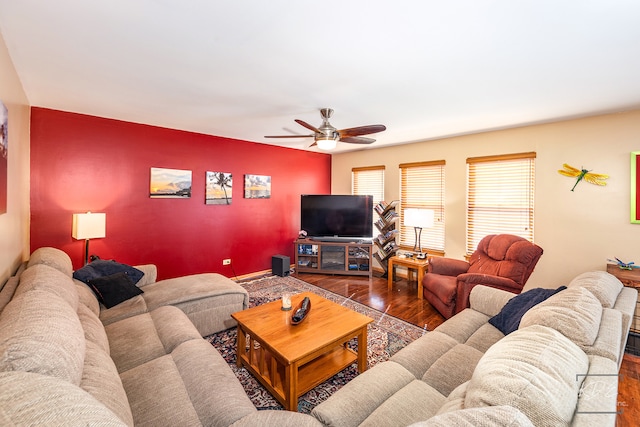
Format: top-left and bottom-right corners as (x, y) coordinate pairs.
(489, 286), (567, 335)
(73, 260), (144, 285)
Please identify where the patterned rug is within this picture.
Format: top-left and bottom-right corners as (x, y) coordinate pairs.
(205, 275), (425, 414)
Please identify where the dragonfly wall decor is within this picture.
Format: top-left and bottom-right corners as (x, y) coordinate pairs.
(557, 163), (609, 191)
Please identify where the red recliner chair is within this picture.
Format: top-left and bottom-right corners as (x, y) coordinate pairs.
(423, 234), (543, 319)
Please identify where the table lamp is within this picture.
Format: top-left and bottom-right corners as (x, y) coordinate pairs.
(72, 212), (106, 265)
(403, 208), (434, 255)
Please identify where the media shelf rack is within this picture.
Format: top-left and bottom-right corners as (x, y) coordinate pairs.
(372, 201), (399, 275)
(295, 239), (372, 278)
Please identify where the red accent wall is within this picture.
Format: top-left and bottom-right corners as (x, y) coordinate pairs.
(30, 108), (331, 279)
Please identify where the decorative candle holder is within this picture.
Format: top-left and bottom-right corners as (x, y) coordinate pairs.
(281, 293), (292, 311)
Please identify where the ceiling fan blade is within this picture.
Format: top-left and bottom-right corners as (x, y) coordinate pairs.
(338, 124), (386, 138)
(309, 141), (317, 147)
(295, 119), (321, 134)
(339, 136), (376, 144)
(264, 134), (314, 138)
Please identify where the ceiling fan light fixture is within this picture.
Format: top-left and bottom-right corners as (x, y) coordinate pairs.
(316, 135), (338, 150)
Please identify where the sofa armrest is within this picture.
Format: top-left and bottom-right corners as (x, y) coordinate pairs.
(469, 285), (517, 317)
(455, 274), (520, 314)
(428, 257), (470, 276)
(134, 264), (157, 287)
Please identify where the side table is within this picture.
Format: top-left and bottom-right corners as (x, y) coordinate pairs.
(388, 255), (429, 300)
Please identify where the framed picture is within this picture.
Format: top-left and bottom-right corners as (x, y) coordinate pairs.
(631, 152), (640, 223)
(206, 171), (232, 205)
(150, 167), (192, 198)
(0, 100), (7, 215)
(244, 174), (271, 199)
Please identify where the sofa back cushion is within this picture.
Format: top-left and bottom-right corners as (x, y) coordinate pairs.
(568, 271), (623, 308)
(0, 290), (85, 385)
(81, 341), (133, 426)
(465, 325), (588, 426)
(26, 247), (73, 277)
(16, 263), (79, 311)
(519, 286), (602, 346)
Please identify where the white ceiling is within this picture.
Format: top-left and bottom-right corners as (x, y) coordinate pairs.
(1, 1), (640, 153)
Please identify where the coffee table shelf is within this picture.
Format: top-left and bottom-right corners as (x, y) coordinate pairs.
(240, 339), (358, 404)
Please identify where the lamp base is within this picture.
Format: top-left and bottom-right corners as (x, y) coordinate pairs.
(413, 226), (423, 253)
(83, 239), (90, 266)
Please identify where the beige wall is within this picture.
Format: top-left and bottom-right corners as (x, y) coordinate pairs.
(0, 31), (30, 283)
(332, 110), (640, 290)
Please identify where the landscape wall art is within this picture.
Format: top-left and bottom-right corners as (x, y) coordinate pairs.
(206, 171), (232, 205)
(244, 174), (271, 199)
(150, 167), (192, 198)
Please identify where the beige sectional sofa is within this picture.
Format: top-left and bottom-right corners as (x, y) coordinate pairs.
(0, 247), (321, 427)
(0, 246), (636, 426)
(311, 271), (637, 427)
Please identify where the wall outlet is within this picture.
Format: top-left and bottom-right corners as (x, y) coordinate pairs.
(222, 259), (231, 265)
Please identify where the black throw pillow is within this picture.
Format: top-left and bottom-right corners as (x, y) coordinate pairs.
(87, 272), (144, 309)
(73, 259), (144, 285)
(488, 286), (567, 335)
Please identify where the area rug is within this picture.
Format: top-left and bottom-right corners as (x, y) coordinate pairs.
(206, 275), (425, 414)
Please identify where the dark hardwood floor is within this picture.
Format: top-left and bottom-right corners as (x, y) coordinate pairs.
(294, 271), (638, 427)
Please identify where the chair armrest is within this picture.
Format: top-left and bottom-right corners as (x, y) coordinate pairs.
(457, 273), (519, 289)
(428, 257), (470, 276)
(134, 264), (157, 287)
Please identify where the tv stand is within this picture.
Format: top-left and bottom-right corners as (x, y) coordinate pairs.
(295, 239), (372, 278)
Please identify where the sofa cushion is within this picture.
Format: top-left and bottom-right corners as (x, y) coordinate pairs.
(422, 344), (484, 397)
(26, 247), (73, 277)
(73, 259), (144, 285)
(77, 303), (110, 354)
(414, 406), (534, 427)
(120, 340), (256, 427)
(488, 286), (566, 335)
(15, 263), (79, 311)
(465, 324), (589, 426)
(80, 341), (134, 426)
(0, 274), (20, 312)
(311, 361), (416, 427)
(568, 270), (623, 308)
(0, 371), (127, 426)
(435, 381), (468, 415)
(75, 280), (101, 315)
(520, 286), (602, 346)
(87, 272), (144, 309)
(0, 291), (85, 385)
(360, 380), (446, 427)
(99, 294), (148, 325)
(105, 306), (202, 373)
(391, 331), (458, 379)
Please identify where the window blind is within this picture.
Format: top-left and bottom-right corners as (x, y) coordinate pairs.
(466, 152), (536, 254)
(352, 166), (385, 236)
(399, 161), (445, 253)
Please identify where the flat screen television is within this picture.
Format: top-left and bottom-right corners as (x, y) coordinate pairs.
(300, 194), (373, 241)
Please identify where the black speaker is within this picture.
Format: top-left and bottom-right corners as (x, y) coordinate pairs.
(272, 255), (290, 277)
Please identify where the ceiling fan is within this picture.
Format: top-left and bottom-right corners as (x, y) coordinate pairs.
(264, 108), (386, 150)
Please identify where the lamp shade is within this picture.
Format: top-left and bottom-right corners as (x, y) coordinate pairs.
(403, 208), (434, 228)
(72, 212), (106, 240)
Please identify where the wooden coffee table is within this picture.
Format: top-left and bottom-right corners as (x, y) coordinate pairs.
(231, 292), (373, 411)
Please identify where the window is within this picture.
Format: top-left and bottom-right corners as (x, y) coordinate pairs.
(352, 166), (385, 236)
(466, 152), (536, 254)
(399, 161), (445, 254)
